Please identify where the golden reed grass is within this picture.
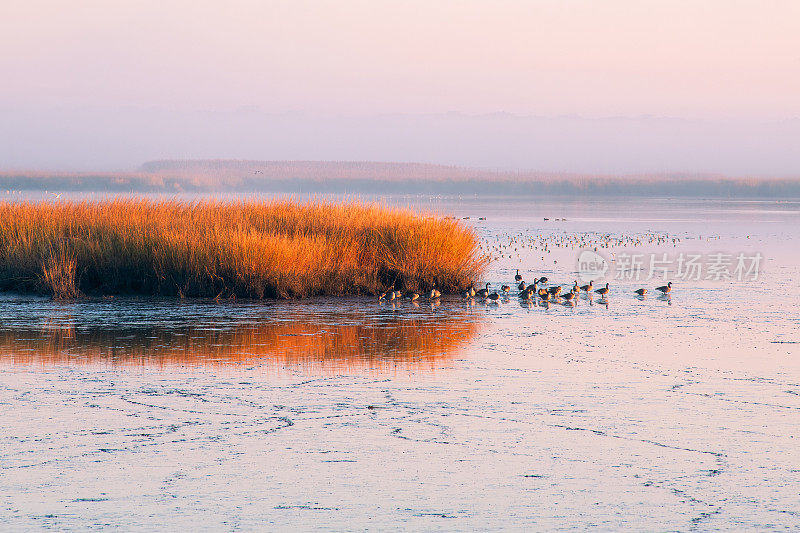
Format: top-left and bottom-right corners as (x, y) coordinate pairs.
(0, 198), (486, 298)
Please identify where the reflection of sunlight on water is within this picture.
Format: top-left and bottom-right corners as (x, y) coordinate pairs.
(0, 299), (485, 375)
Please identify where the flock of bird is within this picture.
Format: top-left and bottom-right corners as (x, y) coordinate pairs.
(378, 271), (673, 306)
(379, 286), (442, 303)
(461, 270), (673, 305)
(381, 227), (682, 306)
(479, 230), (682, 262)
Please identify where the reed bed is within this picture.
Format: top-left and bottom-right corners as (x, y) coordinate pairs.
(0, 198), (486, 298)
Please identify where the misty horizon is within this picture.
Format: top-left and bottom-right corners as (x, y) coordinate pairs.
(2, 107), (799, 177)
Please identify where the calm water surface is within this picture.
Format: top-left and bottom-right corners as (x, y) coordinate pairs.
(2, 196), (799, 531)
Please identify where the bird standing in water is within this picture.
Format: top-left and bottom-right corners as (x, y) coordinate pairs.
(595, 283), (610, 297)
(656, 282), (672, 294)
(515, 269), (523, 282)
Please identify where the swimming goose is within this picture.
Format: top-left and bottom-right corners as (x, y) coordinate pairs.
(580, 280), (593, 292)
(429, 286), (441, 299)
(518, 281), (526, 291)
(594, 283), (610, 297)
(406, 292), (420, 301)
(656, 281), (672, 294)
(476, 282), (490, 298)
(514, 269), (523, 282)
(487, 292), (500, 301)
(462, 288), (472, 299)
(635, 288), (647, 296)
(469, 284), (477, 297)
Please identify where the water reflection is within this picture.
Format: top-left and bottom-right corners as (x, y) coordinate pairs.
(0, 297), (485, 374)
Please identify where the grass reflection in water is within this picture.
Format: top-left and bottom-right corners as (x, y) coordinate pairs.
(0, 299), (485, 374)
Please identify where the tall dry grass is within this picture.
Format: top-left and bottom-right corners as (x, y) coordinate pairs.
(0, 198), (486, 298)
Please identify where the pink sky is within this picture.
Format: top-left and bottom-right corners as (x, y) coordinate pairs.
(1, 1), (799, 172)
(2, 0), (799, 119)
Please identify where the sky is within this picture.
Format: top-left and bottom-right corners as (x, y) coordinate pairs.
(1, 0), (799, 173)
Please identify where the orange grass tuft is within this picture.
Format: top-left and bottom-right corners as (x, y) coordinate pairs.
(0, 198), (487, 298)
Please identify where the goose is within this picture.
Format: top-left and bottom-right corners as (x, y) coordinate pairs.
(572, 280), (579, 293)
(519, 289), (533, 300)
(406, 292), (420, 301)
(476, 283), (490, 298)
(462, 289), (472, 299)
(580, 280), (593, 292)
(518, 281), (526, 291)
(429, 286), (441, 299)
(595, 283), (610, 297)
(378, 291), (387, 300)
(501, 284), (511, 294)
(539, 291), (552, 301)
(487, 292), (500, 301)
(388, 291), (397, 301)
(656, 282), (672, 294)
(547, 285), (562, 296)
(526, 279), (539, 292)
(538, 277), (549, 285)
(514, 269), (523, 282)
(635, 288), (647, 296)
(562, 291), (577, 302)
(537, 287), (550, 298)
(469, 285), (476, 297)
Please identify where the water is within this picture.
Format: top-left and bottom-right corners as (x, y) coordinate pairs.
(2, 196), (799, 531)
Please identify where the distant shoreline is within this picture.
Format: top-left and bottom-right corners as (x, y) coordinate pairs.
(2, 160), (800, 198)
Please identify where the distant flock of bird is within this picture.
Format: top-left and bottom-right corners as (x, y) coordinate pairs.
(479, 229), (681, 262)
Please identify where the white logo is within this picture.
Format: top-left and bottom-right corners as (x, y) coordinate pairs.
(577, 250), (608, 283)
